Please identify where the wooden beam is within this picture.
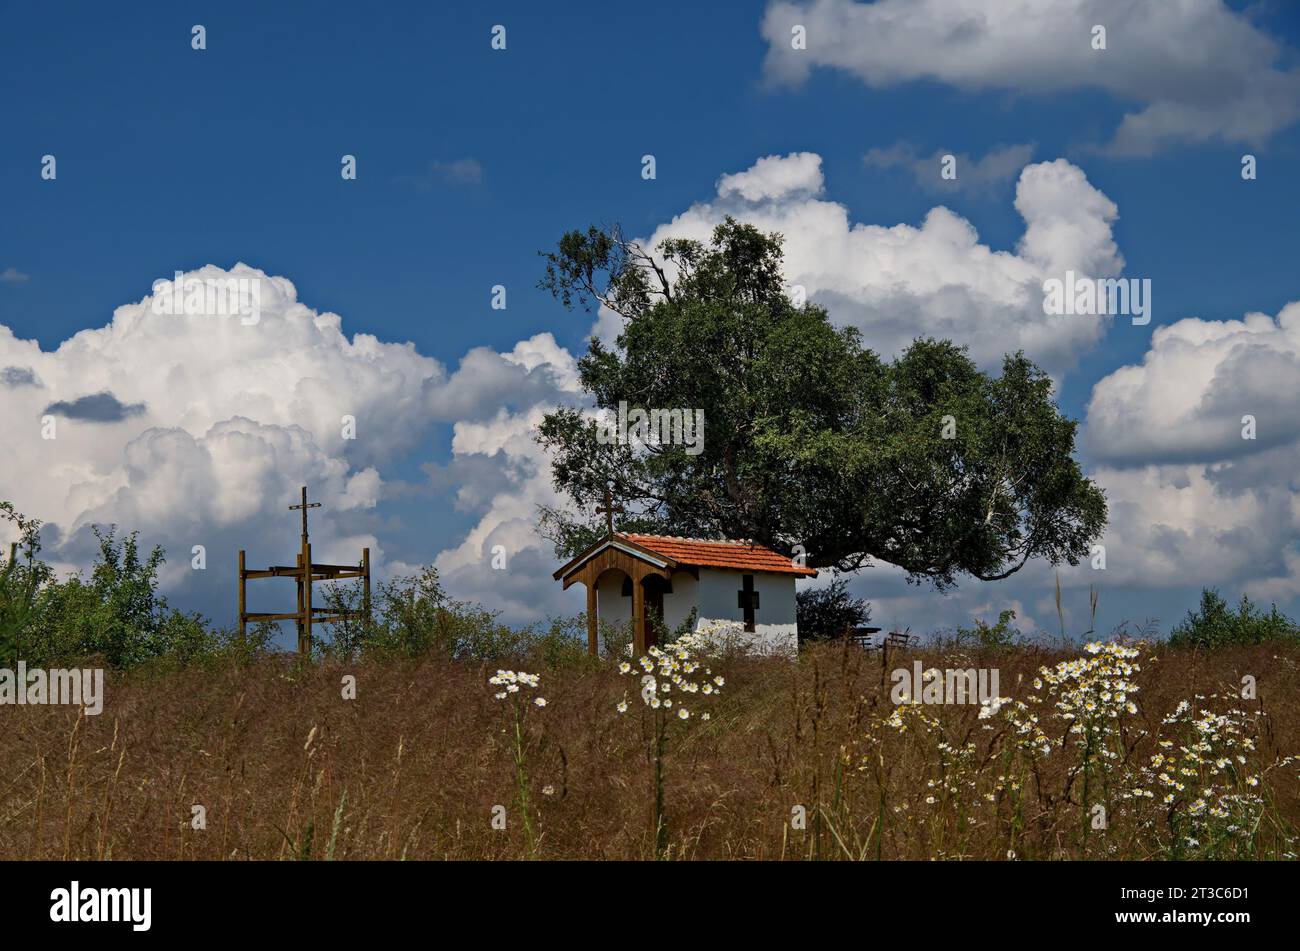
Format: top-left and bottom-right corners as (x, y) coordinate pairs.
(238, 549), (246, 637)
(242, 566), (304, 579)
(244, 564), (366, 579)
(586, 583), (598, 656)
(554, 536), (676, 584)
(362, 547), (371, 626)
(561, 546), (671, 590)
(295, 551), (305, 651)
(243, 609), (366, 622)
(632, 572), (646, 656)
(303, 541), (313, 654)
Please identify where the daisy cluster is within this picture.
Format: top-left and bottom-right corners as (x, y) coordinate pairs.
(877, 702), (1019, 834)
(489, 669), (547, 707)
(868, 641), (1297, 857)
(1041, 642), (1140, 718)
(1124, 694), (1267, 849)
(883, 702), (940, 734)
(993, 698), (1054, 759)
(1020, 641), (1141, 756)
(615, 633), (721, 722)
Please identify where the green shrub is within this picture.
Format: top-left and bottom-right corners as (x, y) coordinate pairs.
(796, 577), (871, 642)
(25, 527), (216, 668)
(0, 543), (42, 665)
(953, 608), (1023, 650)
(318, 566), (594, 665)
(1169, 588), (1299, 649)
(0, 503), (47, 664)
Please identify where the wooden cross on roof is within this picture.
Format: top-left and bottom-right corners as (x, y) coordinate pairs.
(596, 485), (624, 536)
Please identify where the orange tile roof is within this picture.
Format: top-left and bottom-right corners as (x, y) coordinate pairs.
(622, 533), (817, 577)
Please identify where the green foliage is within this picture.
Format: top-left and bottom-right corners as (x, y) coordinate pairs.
(28, 527), (220, 668)
(954, 609), (1023, 650)
(537, 218), (1107, 589)
(1168, 588), (1299, 649)
(0, 544), (42, 665)
(319, 566), (593, 666)
(598, 615), (634, 660)
(0, 503), (48, 664)
(796, 577), (871, 641)
(1, 506), (265, 670)
(647, 606), (699, 651)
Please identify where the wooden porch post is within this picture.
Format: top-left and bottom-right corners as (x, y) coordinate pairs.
(632, 569), (647, 656)
(586, 583), (598, 656)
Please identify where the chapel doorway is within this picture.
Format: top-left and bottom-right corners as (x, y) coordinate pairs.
(642, 574), (672, 649)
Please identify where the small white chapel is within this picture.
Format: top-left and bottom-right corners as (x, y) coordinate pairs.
(553, 531), (817, 655)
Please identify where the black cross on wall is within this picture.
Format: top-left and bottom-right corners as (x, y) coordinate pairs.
(737, 574), (759, 632)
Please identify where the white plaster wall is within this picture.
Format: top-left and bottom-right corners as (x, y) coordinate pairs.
(692, 569), (798, 655)
(660, 570), (698, 631)
(595, 571), (631, 629)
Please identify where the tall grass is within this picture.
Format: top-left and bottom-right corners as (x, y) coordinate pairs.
(0, 641), (1296, 860)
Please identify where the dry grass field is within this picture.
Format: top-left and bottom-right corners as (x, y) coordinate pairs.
(2, 640), (1297, 861)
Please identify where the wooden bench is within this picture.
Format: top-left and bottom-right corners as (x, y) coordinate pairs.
(846, 628), (917, 651)
(845, 626), (882, 649)
(883, 630), (918, 649)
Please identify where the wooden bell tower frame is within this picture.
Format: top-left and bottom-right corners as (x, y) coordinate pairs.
(238, 486), (371, 654)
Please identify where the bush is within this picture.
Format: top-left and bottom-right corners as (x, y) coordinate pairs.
(953, 609), (1023, 650)
(1, 504), (280, 670)
(796, 577), (870, 642)
(0, 543), (42, 666)
(1168, 588), (1299, 649)
(23, 526), (219, 669)
(0, 503), (47, 664)
(318, 566), (593, 665)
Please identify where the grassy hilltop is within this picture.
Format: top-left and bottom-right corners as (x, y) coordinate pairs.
(2, 638), (1297, 861)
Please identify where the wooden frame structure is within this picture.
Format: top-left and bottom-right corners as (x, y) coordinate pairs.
(238, 486), (371, 654)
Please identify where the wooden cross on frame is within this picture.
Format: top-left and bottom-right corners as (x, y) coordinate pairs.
(596, 485), (624, 536)
(289, 485), (321, 542)
(239, 485), (371, 657)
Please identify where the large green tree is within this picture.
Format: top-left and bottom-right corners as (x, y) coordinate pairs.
(537, 218), (1106, 589)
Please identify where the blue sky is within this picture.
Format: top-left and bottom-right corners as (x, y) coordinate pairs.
(3, 1), (1300, 643)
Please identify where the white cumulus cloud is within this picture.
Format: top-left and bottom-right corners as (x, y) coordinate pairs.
(761, 0), (1300, 155)
(1075, 301), (1300, 598)
(0, 264), (583, 622)
(1086, 303), (1300, 465)
(599, 152), (1123, 377)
